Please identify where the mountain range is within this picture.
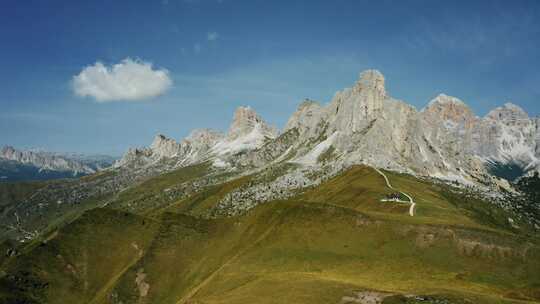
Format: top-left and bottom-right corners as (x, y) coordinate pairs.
(0, 146), (116, 182)
(117, 70), (540, 186)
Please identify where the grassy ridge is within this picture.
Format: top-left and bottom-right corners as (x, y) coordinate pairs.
(0, 208), (159, 304)
(1, 165), (539, 303)
(107, 162), (212, 213)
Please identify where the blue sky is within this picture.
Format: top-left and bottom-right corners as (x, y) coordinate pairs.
(1, 0), (539, 155)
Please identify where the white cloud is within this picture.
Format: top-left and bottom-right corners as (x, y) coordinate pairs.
(72, 58), (172, 102)
(207, 31), (219, 41)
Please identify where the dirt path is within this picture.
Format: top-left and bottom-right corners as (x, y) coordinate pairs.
(374, 167), (416, 216)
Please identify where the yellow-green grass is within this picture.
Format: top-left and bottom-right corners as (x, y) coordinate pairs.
(301, 166), (521, 233)
(2, 165), (540, 303)
(79, 169), (118, 183)
(0, 208), (159, 304)
(108, 200), (540, 303)
(107, 162), (213, 213)
(0, 180), (48, 206)
(150, 174), (253, 217)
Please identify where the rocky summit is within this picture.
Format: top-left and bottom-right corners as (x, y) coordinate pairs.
(0, 146), (107, 182)
(117, 70), (540, 186)
(0, 146), (96, 174)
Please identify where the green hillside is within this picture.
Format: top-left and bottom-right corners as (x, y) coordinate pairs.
(1, 165), (539, 304)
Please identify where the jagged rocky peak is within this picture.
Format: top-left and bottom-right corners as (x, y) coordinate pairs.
(183, 128), (224, 152)
(210, 106), (278, 156)
(486, 102), (529, 122)
(150, 134), (181, 158)
(327, 69), (387, 134)
(425, 93), (467, 109)
(151, 134), (173, 148)
(422, 94), (475, 126)
(298, 98), (321, 110)
(227, 106), (277, 140)
(110, 68), (539, 186)
(354, 69), (386, 96)
(284, 99), (326, 136)
(185, 128), (223, 144)
(114, 146), (154, 168)
(1, 145), (95, 174)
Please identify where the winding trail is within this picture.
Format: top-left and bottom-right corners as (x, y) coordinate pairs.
(374, 167), (416, 216)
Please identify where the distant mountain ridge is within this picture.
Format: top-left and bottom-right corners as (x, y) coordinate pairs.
(0, 146), (116, 181)
(116, 70), (540, 187)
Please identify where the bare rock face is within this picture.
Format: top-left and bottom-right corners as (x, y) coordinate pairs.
(114, 147), (153, 168)
(284, 99), (327, 139)
(422, 94), (476, 130)
(147, 130), (225, 163)
(183, 129), (224, 152)
(281, 71), (539, 184)
(116, 69), (538, 185)
(0, 146), (95, 174)
(486, 102), (529, 121)
(476, 103), (537, 168)
(117, 106), (276, 168)
(327, 70), (386, 134)
(212, 106), (278, 156)
(150, 134), (182, 159)
(420, 94), (478, 166)
(226, 106), (277, 141)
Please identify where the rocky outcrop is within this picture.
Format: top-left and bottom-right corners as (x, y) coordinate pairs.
(226, 106), (276, 141)
(212, 106), (278, 156)
(480, 103), (537, 166)
(327, 70), (386, 134)
(117, 106), (276, 169)
(292, 71), (537, 184)
(183, 129), (224, 152)
(150, 134), (183, 159)
(420, 101), (538, 176)
(284, 99), (327, 139)
(0, 146), (96, 175)
(115, 129), (223, 168)
(116, 69), (539, 186)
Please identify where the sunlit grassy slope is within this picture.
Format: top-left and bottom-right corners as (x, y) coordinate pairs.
(1, 165), (540, 304)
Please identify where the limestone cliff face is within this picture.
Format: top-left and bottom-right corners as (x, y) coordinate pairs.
(421, 94), (477, 147)
(150, 134), (183, 159)
(473, 103), (537, 168)
(226, 106), (277, 141)
(116, 69), (539, 184)
(0, 146), (95, 174)
(183, 129), (224, 153)
(117, 106), (276, 168)
(327, 70), (386, 134)
(277, 70), (538, 182)
(284, 99), (327, 139)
